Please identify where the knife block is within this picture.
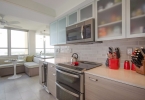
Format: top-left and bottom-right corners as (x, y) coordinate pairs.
(135, 60), (145, 75)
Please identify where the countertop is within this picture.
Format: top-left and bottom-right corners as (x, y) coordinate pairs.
(85, 66), (145, 89)
(39, 58), (55, 64)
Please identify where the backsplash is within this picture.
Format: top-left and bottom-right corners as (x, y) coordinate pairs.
(54, 37), (145, 68)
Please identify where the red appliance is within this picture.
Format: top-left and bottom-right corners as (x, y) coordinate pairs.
(131, 63), (136, 71)
(124, 60), (130, 70)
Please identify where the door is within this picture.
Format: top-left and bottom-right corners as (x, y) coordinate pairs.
(96, 0), (126, 41)
(127, 0), (145, 38)
(58, 17), (67, 44)
(68, 11), (78, 26)
(79, 3), (94, 22)
(50, 21), (58, 45)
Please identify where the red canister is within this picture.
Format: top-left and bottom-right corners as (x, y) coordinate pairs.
(109, 59), (119, 70)
(131, 63), (136, 71)
(124, 60), (130, 70)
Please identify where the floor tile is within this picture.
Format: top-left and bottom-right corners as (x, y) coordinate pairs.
(5, 90), (21, 100)
(20, 90), (37, 100)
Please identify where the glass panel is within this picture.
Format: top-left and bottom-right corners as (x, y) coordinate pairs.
(97, 0), (122, 38)
(59, 18), (66, 31)
(0, 49), (8, 56)
(50, 22), (58, 45)
(67, 27), (82, 41)
(11, 30), (28, 48)
(0, 29), (7, 48)
(36, 35), (44, 48)
(36, 49), (44, 55)
(56, 70), (80, 92)
(130, 0), (145, 34)
(45, 36), (54, 48)
(59, 30), (66, 43)
(57, 83), (80, 100)
(69, 12), (77, 25)
(80, 4), (92, 21)
(11, 49), (28, 55)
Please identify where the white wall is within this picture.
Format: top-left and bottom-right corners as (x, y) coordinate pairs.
(28, 30), (36, 55)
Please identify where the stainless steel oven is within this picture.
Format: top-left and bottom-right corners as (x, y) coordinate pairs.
(56, 68), (84, 100)
(66, 18), (95, 44)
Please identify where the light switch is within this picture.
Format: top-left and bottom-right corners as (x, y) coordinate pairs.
(127, 47), (133, 55)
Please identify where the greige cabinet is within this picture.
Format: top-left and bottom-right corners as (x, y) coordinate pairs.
(85, 73), (145, 100)
(39, 60), (43, 86)
(47, 63), (56, 97)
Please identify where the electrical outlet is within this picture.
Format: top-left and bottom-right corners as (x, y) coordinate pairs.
(127, 47), (133, 55)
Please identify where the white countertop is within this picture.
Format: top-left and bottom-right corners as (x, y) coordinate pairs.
(85, 66), (145, 89)
(39, 58), (55, 64)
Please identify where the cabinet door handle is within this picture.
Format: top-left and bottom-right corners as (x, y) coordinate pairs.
(89, 77), (98, 82)
(53, 74), (56, 76)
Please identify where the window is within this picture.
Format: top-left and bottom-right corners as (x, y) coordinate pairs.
(0, 29), (8, 56)
(0, 28), (28, 56)
(35, 34), (54, 56)
(11, 30), (28, 55)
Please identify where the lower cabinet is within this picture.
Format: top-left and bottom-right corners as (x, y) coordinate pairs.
(47, 63), (56, 97)
(85, 73), (145, 100)
(39, 60), (43, 86)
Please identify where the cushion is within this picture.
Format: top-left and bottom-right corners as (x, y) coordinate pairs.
(26, 56), (34, 62)
(33, 57), (40, 64)
(24, 62), (39, 68)
(0, 63), (24, 68)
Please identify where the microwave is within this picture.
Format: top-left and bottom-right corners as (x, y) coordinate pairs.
(66, 18), (95, 44)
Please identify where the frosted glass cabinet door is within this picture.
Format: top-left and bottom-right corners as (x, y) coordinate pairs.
(127, 0), (145, 38)
(58, 17), (67, 44)
(68, 12), (77, 26)
(50, 21), (58, 45)
(96, 0), (126, 41)
(80, 4), (93, 21)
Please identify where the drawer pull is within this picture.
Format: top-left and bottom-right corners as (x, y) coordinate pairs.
(53, 74), (56, 76)
(89, 77), (98, 82)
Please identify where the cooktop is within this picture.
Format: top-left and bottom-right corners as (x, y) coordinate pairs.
(56, 61), (102, 73)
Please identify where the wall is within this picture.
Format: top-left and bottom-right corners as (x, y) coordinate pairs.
(28, 30), (36, 55)
(55, 37), (145, 68)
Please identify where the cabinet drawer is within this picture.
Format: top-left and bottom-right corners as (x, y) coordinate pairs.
(85, 73), (145, 100)
(48, 79), (56, 97)
(48, 70), (56, 81)
(49, 63), (56, 73)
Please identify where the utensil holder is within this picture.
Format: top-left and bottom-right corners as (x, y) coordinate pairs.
(135, 59), (145, 75)
(109, 59), (120, 70)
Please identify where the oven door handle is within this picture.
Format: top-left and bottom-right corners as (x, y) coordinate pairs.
(56, 82), (79, 98)
(56, 69), (79, 78)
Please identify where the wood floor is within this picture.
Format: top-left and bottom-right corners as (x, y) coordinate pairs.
(0, 73), (56, 100)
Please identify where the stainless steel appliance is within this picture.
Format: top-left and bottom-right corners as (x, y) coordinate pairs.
(66, 18), (95, 44)
(42, 62), (49, 93)
(56, 61), (102, 100)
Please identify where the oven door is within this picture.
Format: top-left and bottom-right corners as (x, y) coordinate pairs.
(56, 68), (84, 93)
(56, 82), (84, 100)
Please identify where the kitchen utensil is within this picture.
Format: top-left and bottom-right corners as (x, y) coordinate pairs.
(71, 53), (78, 65)
(115, 47), (120, 59)
(141, 47), (145, 54)
(124, 60), (130, 70)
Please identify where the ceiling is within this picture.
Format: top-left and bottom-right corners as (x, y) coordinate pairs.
(0, 0), (86, 31)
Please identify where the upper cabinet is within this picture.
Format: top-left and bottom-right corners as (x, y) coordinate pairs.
(68, 11), (78, 26)
(58, 17), (67, 44)
(127, 0), (145, 38)
(96, 0), (126, 41)
(80, 3), (94, 22)
(50, 21), (58, 45)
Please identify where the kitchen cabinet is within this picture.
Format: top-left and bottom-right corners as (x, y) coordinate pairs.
(127, 0), (145, 38)
(68, 11), (78, 26)
(85, 73), (145, 100)
(47, 63), (56, 97)
(50, 21), (58, 45)
(58, 17), (67, 44)
(79, 3), (94, 22)
(39, 60), (43, 86)
(96, 0), (126, 41)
